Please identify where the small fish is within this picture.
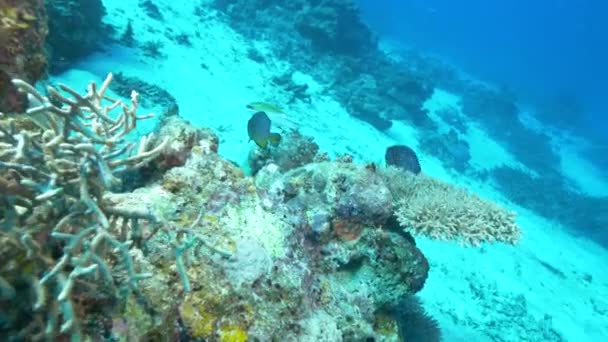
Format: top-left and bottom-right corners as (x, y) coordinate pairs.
(246, 101), (284, 113)
(385, 145), (421, 174)
(246, 101), (299, 131)
(247, 111), (281, 149)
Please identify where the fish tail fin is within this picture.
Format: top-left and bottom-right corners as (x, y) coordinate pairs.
(254, 139), (268, 149)
(269, 133), (282, 146)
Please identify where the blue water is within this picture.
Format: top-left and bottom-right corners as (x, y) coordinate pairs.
(358, 0), (608, 142)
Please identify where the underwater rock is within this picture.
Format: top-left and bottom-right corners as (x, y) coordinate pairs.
(343, 74), (394, 130)
(420, 129), (471, 172)
(112, 72), (179, 112)
(383, 76), (434, 127)
(276, 162), (394, 233)
(248, 130), (321, 175)
(252, 160), (430, 331)
(294, 0), (377, 56)
(460, 84), (560, 172)
(491, 166), (608, 247)
(45, 0), (107, 73)
(119, 115), (212, 191)
(161, 131), (249, 216)
(0, 0), (48, 85)
(155, 116), (219, 169)
(139, 0), (163, 21)
(222, 239), (272, 289)
(1, 71), (438, 341)
(348, 230), (429, 304)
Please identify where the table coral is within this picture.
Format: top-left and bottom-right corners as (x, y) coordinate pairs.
(391, 170), (521, 246)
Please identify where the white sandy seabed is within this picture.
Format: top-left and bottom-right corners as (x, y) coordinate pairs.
(51, 0), (608, 340)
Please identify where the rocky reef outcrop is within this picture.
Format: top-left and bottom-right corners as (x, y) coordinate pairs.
(0, 0), (48, 112)
(0, 70), (522, 340)
(45, 0), (107, 73)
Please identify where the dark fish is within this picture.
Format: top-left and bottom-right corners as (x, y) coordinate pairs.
(385, 145), (421, 174)
(247, 111), (281, 149)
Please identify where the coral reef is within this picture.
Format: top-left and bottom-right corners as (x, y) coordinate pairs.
(248, 130), (321, 175)
(385, 168), (520, 246)
(459, 84), (560, 172)
(215, 0), (376, 57)
(490, 166), (608, 247)
(45, 0), (107, 73)
(342, 74), (394, 130)
(420, 129), (471, 172)
(0, 0), (48, 96)
(139, 0), (163, 21)
(118, 112), (210, 191)
(293, 0), (377, 56)
(111, 72), (179, 113)
(0, 73), (169, 339)
(0, 69), (523, 339)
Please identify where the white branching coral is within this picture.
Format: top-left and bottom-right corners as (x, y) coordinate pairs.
(0, 73), (169, 339)
(390, 171), (520, 246)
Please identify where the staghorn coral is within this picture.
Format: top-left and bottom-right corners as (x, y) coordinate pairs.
(390, 169), (520, 246)
(0, 73), (170, 339)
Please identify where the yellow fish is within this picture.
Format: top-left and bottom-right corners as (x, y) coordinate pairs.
(246, 101), (284, 113)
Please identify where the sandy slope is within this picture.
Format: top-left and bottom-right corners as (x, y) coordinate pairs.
(51, 0), (608, 340)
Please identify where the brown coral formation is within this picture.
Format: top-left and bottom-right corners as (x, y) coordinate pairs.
(0, 0), (48, 83)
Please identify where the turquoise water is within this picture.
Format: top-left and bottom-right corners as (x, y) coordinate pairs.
(1, 0), (606, 341)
